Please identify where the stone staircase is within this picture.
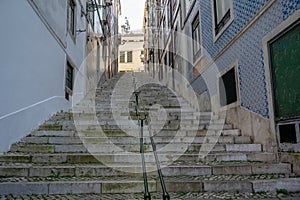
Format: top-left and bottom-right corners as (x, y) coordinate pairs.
(0, 72), (299, 198)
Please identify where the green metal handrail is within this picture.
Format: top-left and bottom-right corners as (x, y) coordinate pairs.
(146, 116), (170, 200)
(134, 92), (151, 200)
(132, 73), (170, 200)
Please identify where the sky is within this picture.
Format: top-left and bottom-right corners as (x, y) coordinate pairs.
(119, 0), (146, 32)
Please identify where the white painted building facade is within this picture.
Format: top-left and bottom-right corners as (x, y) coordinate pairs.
(0, 0), (119, 152)
(118, 33), (145, 72)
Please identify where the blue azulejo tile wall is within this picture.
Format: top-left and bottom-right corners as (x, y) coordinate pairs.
(192, 0), (300, 118)
(282, 0), (300, 20)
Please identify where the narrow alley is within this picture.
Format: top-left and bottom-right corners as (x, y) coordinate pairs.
(0, 0), (299, 199)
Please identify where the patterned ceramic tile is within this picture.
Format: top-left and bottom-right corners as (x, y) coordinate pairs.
(191, 0), (299, 118)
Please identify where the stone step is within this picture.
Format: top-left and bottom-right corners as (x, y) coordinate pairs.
(9, 143), (262, 154)
(0, 177), (156, 195)
(94, 110), (205, 116)
(188, 129), (241, 137)
(80, 124), (210, 131)
(37, 124), (76, 131)
(95, 114), (214, 121)
(94, 98), (188, 104)
(76, 129), (240, 138)
(1, 151), (275, 165)
(162, 176), (300, 193)
(0, 175), (298, 195)
(72, 119), (222, 126)
(81, 122), (232, 131)
(180, 152), (277, 163)
(20, 135), (252, 145)
(92, 101), (179, 105)
(31, 131), (77, 137)
(0, 163), (291, 178)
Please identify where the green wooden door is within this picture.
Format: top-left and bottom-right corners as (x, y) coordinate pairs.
(269, 20), (300, 121)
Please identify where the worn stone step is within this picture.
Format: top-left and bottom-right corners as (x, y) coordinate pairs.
(101, 151), (261, 163)
(163, 175), (300, 193)
(9, 142), (262, 154)
(252, 178), (300, 193)
(192, 129), (241, 137)
(0, 155), (31, 163)
(178, 152), (275, 163)
(96, 109), (203, 116)
(95, 114), (215, 121)
(0, 177), (156, 195)
(205, 124), (233, 130)
(0, 175), (298, 195)
(180, 150), (261, 161)
(187, 144), (262, 153)
(0, 163), (291, 178)
(81, 124), (210, 132)
(1, 151), (276, 166)
(9, 144), (55, 153)
(19, 135), (252, 146)
(75, 118), (219, 126)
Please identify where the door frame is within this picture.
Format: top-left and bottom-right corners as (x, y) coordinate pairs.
(263, 10), (300, 148)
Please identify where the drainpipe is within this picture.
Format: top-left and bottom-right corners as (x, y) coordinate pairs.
(170, 0), (175, 90)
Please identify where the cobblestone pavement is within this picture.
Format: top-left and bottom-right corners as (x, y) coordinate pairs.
(0, 174), (289, 183)
(1, 192), (300, 200)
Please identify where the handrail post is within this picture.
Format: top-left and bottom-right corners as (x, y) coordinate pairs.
(134, 91), (140, 116)
(140, 116), (151, 200)
(148, 120), (170, 200)
(135, 89), (151, 200)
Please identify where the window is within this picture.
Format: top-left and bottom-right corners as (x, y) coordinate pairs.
(172, 0), (177, 11)
(68, 0), (76, 39)
(192, 13), (201, 56)
(164, 54), (168, 66)
(169, 48), (173, 68)
(213, 0), (233, 35)
(279, 124), (297, 143)
(91, 12), (95, 29)
(127, 51), (133, 62)
(120, 51), (125, 63)
(219, 67), (237, 106)
(167, 0), (172, 27)
(65, 61), (74, 101)
(163, 16), (167, 43)
(174, 25), (178, 55)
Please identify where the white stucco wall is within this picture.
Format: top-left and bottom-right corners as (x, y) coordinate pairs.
(0, 0), (92, 153)
(32, 0), (67, 47)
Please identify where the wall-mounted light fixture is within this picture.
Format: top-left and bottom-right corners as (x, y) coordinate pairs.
(76, 29), (86, 33)
(87, 0), (112, 12)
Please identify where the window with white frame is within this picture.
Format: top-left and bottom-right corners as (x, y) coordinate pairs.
(120, 51), (125, 63)
(68, 0), (76, 40)
(219, 67), (237, 106)
(65, 60), (74, 101)
(213, 0), (233, 36)
(174, 25), (178, 55)
(192, 13), (201, 56)
(119, 51), (133, 63)
(127, 51), (133, 62)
